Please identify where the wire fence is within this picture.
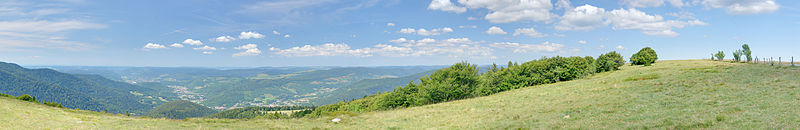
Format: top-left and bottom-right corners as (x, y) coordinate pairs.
(752, 56), (796, 66)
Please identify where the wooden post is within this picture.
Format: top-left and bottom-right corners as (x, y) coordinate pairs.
(792, 57), (795, 66)
(779, 57), (782, 65)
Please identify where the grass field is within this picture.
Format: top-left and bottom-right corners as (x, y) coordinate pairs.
(2, 60), (800, 129)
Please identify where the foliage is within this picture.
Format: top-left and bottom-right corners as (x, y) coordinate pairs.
(733, 50), (743, 62)
(311, 55), (601, 117)
(16, 94), (36, 102)
(147, 100), (217, 119)
(630, 47), (658, 66)
(742, 44), (752, 62)
(714, 51), (726, 61)
(206, 106), (315, 119)
(596, 51), (626, 72)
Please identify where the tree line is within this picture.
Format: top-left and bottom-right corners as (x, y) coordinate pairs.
(309, 48), (657, 116)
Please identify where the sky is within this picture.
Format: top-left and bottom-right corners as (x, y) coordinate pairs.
(0, 0), (798, 67)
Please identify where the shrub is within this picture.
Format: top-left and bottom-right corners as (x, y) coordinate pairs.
(714, 51), (725, 61)
(596, 51), (625, 72)
(630, 47), (658, 66)
(16, 94), (37, 102)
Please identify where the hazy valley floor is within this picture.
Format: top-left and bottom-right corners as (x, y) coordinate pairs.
(2, 60), (800, 129)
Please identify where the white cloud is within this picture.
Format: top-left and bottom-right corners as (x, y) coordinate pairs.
(271, 43), (372, 57)
(202, 51), (214, 54)
(239, 31), (265, 39)
(620, 0), (685, 8)
(513, 27), (546, 37)
(284, 34), (291, 38)
(182, 39), (203, 45)
(0, 20), (106, 33)
(273, 38), (491, 58)
(193, 45), (217, 51)
(398, 27), (454, 36)
(273, 30), (280, 35)
(428, 0), (467, 13)
(390, 38), (408, 43)
(486, 26), (507, 35)
(170, 43), (184, 48)
(577, 40), (587, 44)
(386, 22), (395, 26)
(489, 42), (564, 53)
(233, 44), (262, 56)
(456, 0), (557, 23)
(467, 17), (478, 20)
(144, 43), (166, 49)
(607, 8), (707, 37)
(459, 25), (478, 29)
(215, 36), (235, 42)
(702, 0), (779, 15)
(616, 45), (625, 50)
(556, 4), (608, 31)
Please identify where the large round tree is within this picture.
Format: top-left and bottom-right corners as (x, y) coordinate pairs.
(631, 47), (658, 66)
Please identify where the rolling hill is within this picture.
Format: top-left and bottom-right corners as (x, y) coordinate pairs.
(2, 60), (799, 129)
(0, 61), (174, 114)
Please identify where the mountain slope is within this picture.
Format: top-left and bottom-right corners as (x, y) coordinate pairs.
(2, 60), (800, 129)
(312, 70), (436, 104)
(0, 61), (172, 114)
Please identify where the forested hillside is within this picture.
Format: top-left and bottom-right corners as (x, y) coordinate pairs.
(0, 61), (173, 114)
(40, 65), (443, 108)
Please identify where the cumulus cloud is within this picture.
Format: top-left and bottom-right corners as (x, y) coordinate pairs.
(193, 45), (217, 51)
(489, 42), (564, 53)
(607, 8), (707, 37)
(386, 22), (395, 26)
(616, 45), (626, 50)
(239, 31), (265, 39)
(390, 38), (408, 43)
(513, 27), (546, 37)
(233, 44), (262, 56)
(577, 40), (587, 44)
(143, 43), (166, 49)
(273, 30), (280, 35)
(556, 4), (608, 31)
(456, 0), (557, 23)
(428, 0), (467, 13)
(620, 0), (685, 8)
(170, 43), (184, 48)
(182, 39), (203, 45)
(486, 26), (507, 35)
(271, 43), (372, 57)
(702, 0), (779, 15)
(215, 36), (235, 42)
(284, 34), (290, 38)
(272, 38), (491, 58)
(399, 27), (454, 36)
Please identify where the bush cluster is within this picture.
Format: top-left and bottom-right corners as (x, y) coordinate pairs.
(631, 47), (658, 66)
(1, 93), (63, 108)
(596, 51), (626, 72)
(310, 52), (625, 116)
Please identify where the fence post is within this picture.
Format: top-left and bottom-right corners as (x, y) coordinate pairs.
(792, 57), (795, 66)
(779, 57), (782, 66)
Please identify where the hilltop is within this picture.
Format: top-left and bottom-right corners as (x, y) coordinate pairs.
(2, 60), (800, 129)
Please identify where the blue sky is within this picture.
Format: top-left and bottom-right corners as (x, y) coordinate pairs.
(0, 0), (797, 67)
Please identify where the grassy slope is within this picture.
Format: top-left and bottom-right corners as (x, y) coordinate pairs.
(2, 60), (800, 129)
